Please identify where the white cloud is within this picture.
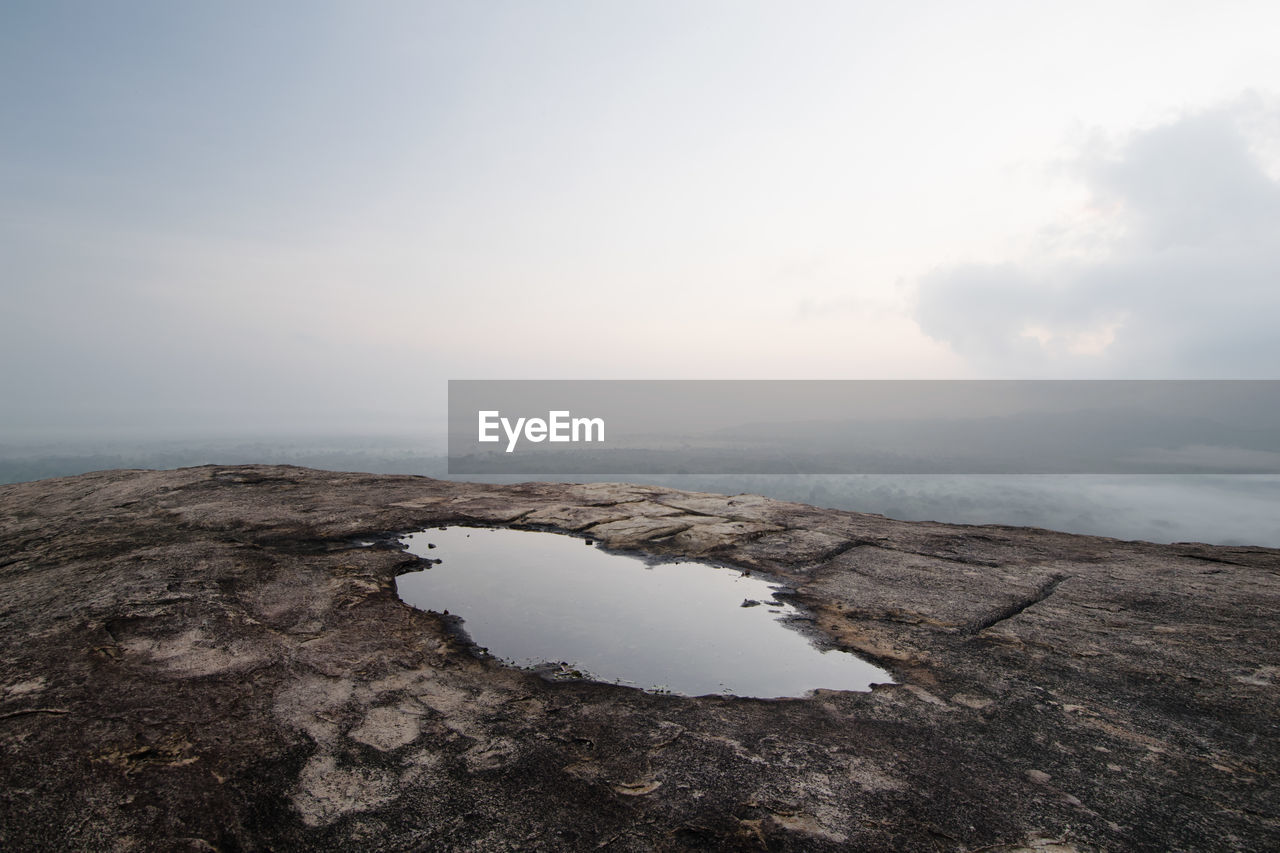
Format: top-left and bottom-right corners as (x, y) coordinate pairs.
(914, 99), (1280, 378)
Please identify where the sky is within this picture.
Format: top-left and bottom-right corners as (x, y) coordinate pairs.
(4, 1), (1280, 440)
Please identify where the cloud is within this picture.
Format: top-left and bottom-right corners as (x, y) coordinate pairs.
(914, 99), (1280, 377)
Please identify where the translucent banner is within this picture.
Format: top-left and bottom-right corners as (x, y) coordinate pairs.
(447, 380), (1280, 475)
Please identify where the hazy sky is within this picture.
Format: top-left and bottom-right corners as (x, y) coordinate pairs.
(4, 1), (1279, 438)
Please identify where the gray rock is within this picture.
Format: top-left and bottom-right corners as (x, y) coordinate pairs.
(1, 465), (1277, 851)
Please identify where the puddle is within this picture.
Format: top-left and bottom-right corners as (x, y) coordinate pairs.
(396, 526), (892, 698)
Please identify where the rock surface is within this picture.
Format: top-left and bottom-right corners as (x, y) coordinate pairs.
(0, 465), (1277, 851)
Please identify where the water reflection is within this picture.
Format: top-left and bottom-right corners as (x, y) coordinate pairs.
(397, 526), (892, 698)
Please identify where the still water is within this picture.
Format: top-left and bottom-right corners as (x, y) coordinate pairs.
(396, 526), (892, 698)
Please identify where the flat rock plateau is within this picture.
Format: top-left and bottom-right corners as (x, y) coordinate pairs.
(1, 465), (1277, 852)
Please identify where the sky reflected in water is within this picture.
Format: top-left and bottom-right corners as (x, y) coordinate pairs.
(397, 526), (892, 698)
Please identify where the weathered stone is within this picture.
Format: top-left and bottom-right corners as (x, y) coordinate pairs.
(0, 465), (1277, 851)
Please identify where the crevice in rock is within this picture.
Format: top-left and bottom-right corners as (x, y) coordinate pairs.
(838, 539), (1005, 568)
(1176, 553), (1251, 569)
(965, 574), (1070, 635)
(500, 509), (536, 524)
(795, 538), (895, 574)
(0, 707), (71, 720)
(571, 498), (648, 509)
(806, 538), (872, 569)
(648, 502), (725, 519)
